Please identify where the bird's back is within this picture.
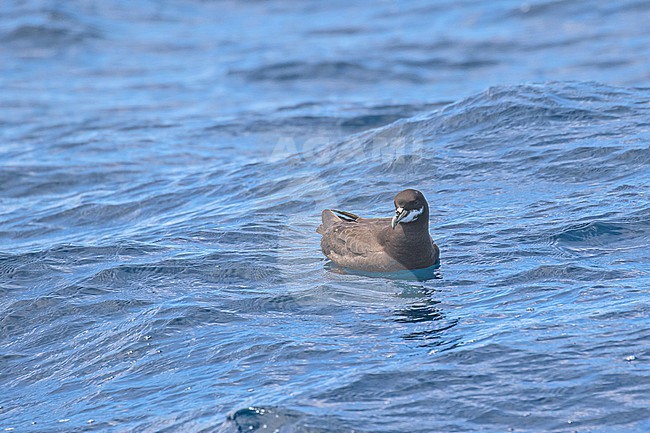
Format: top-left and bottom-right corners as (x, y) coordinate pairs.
(318, 210), (434, 272)
(317, 189), (440, 272)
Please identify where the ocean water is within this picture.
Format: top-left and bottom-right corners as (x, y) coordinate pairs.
(1, 1), (650, 432)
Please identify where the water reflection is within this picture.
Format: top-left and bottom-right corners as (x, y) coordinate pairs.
(393, 283), (459, 349)
(324, 262), (442, 281)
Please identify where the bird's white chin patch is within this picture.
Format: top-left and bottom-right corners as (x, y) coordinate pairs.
(400, 206), (423, 223)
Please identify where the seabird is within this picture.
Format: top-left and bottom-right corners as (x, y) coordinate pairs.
(317, 189), (440, 272)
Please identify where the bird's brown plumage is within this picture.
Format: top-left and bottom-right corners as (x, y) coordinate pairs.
(317, 189), (440, 272)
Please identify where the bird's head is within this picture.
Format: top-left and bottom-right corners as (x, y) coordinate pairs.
(391, 189), (428, 229)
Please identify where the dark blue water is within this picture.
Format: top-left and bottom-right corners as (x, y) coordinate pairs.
(2, 1), (650, 432)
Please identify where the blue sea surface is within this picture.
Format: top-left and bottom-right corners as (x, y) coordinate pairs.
(1, 1), (650, 432)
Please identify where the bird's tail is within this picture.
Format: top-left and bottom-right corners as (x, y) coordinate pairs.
(316, 209), (359, 234)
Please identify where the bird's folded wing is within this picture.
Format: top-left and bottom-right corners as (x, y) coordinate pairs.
(322, 222), (384, 257)
(330, 209), (360, 222)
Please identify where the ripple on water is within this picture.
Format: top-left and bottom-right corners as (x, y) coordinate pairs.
(2, 67), (650, 433)
(552, 212), (650, 256)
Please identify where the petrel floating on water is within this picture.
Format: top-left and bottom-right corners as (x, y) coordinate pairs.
(317, 189), (440, 272)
